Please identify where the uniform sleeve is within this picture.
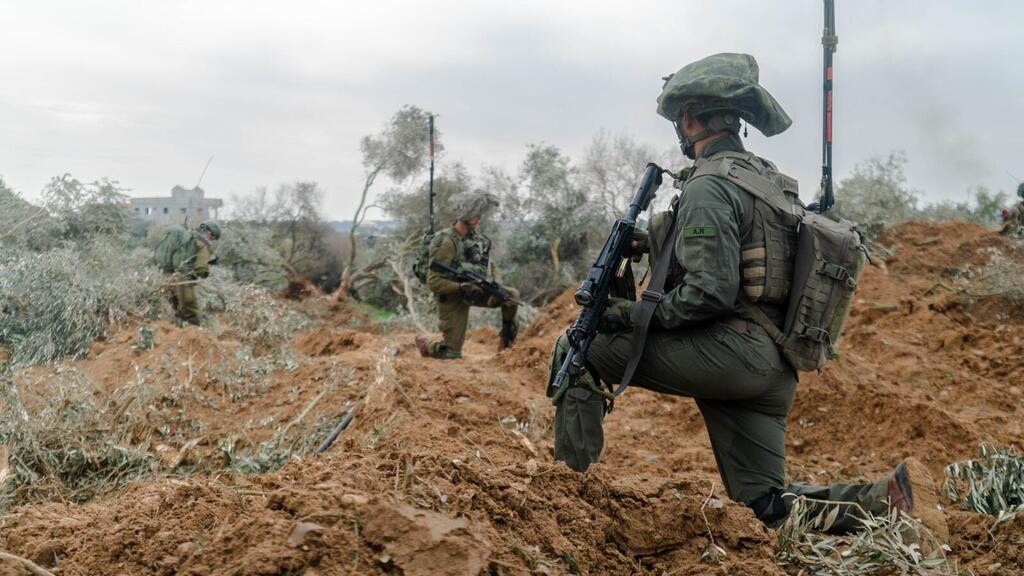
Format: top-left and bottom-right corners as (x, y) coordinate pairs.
(193, 240), (211, 278)
(649, 176), (743, 328)
(426, 235), (462, 296)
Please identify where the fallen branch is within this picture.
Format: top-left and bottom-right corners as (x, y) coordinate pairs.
(509, 429), (538, 458)
(334, 260), (387, 300)
(923, 282), (957, 297)
(281, 380), (338, 439)
(0, 551), (58, 576)
(699, 482), (726, 565)
(0, 207), (48, 242)
(316, 400), (364, 454)
(860, 301), (898, 313)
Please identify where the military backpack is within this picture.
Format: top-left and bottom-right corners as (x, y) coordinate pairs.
(154, 225), (202, 274)
(690, 151), (867, 371)
(412, 231), (435, 284)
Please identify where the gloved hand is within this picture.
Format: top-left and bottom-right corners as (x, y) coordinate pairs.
(459, 282), (484, 299)
(597, 297), (634, 333)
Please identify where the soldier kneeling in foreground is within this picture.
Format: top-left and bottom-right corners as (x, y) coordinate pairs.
(548, 53), (948, 541)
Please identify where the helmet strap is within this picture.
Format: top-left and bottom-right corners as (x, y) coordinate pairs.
(676, 112), (741, 159)
(679, 128), (715, 160)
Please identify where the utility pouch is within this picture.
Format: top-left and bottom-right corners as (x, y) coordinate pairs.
(553, 386), (605, 472)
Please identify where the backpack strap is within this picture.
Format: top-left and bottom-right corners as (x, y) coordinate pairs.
(611, 202), (683, 397)
(738, 291), (785, 344)
(691, 152), (804, 218)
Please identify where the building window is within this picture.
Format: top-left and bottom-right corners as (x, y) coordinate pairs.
(146, 207), (152, 215)
(134, 208), (139, 212)
(163, 207), (169, 214)
(180, 208), (187, 213)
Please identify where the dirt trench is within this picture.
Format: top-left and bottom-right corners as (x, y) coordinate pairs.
(0, 220), (1022, 575)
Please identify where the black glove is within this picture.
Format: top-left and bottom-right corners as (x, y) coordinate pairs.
(597, 297), (634, 333)
(459, 282), (484, 299)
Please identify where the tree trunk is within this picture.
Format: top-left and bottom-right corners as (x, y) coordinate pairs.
(334, 259), (387, 300)
(345, 167), (382, 281)
(388, 256), (426, 333)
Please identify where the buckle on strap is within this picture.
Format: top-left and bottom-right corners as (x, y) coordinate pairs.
(797, 323), (831, 343)
(640, 290), (664, 303)
(819, 262), (849, 281)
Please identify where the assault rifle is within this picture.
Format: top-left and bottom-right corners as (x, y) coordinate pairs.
(429, 260), (526, 306)
(546, 163), (670, 400)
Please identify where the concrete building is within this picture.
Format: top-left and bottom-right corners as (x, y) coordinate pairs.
(131, 186), (223, 224)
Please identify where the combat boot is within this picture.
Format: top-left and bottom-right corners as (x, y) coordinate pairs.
(888, 457), (949, 543)
(499, 320), (518, 351)
(415, 335), (431, 358)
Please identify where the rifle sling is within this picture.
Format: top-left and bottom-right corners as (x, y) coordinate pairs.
(611, 203), (681, 397)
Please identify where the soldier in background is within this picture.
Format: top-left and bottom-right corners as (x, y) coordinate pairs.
(1000, 183), (1024, 235)
(159, 221), (221, 326)
(416, 192), (518, 358)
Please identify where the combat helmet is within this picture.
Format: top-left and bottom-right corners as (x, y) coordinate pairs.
(199, 220), (222, 240)
(454, 191), (500, 222)
(657, 53), (792, 157)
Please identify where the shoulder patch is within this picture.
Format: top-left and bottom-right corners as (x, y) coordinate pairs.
(682, 225), (717, 238)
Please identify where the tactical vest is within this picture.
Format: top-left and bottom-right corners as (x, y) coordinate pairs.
(689, 151), (803, 309)
(462, 231), (492, 277)
(649, 149), (866, 372)
(415, 226), (496, 284)
(648, 151), (801, 315)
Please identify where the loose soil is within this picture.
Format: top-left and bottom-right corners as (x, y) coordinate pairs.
(1, 220), (1022, 575)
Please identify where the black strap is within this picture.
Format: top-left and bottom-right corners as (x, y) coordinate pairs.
(737, 291), (785, 344)
(612, 204), (682, 396)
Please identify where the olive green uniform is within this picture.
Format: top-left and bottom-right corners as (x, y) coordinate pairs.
(425, 227), (518, 358)
(169, 236), (211, 325)
(552, 135), (889, 531)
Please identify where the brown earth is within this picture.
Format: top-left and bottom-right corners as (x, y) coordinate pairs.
(0, 220), (1022, 575)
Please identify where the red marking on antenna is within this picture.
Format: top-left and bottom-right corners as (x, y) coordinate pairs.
(826, 93), (833, 142)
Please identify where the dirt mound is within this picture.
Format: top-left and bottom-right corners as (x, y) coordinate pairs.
(1, 220), (1022, 575)
(295, 328), (371, 357)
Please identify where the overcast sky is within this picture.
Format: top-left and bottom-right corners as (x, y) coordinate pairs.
(2, 0), (1022, 220)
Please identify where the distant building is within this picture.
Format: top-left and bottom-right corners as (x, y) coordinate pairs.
(131, 186), (223, 224)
